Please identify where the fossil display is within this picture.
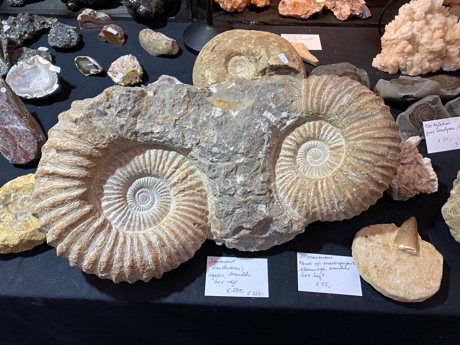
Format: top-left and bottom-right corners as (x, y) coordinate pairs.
(290, 43), (319, 66)
(214, 0), (269, 12)
(388, 136), (438, 201)
(445, 96), (460, 115)
(98, 24), (126, 46)
(193, 30), (306, 88)
(429, 75), (460, 99)
(278, 0), (371, 21)
(374, 76), (442, 101)
(107, 54), (143, 86)
(74, 56), (104, 76)
(442, 170), (460, 243)
(0, 174), (45, 254)
(34, 75), (400, 283)
(6, 55), (59, 99)
(352, 217), (443, 302)
(396, 95), (451, 140)
(139, 29), (179, 56)
(310, 62), (370, 88)
(372, 0), (460, 75)
(77, 9), (112, 30)
(0, 77), (46, 164)
(48, 22), (81, 49)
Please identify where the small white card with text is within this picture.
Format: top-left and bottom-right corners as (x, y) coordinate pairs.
(297, 253), (362, 296)
(205, 256), (269, 298)
(423, 117), (460, 154)
(281, 34), (322, 50)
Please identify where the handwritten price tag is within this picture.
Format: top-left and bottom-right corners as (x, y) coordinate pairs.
(205, 256), (269, 298)
(297, 253), (362, 296)
(423, 117), (460, 154)
(281, 34), (322, 50)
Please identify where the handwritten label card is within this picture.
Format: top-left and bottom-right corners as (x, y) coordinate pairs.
(281, 34), (322, 50)
(297, 253), (362, 296)
(205, 256), (269, 298)
(423, 117), (460, 154)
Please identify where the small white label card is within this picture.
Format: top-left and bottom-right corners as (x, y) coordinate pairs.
(205, 256), (269, 298)
(281, 34), (322, 50)
(423, 117), (460, 154)
(297, 253), (362, 296)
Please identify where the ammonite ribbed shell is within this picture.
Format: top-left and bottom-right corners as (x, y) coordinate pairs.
(35, 136), (209, 283)
(275, 75), (401, 222)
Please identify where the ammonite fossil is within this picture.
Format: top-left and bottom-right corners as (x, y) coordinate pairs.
(34, 75), (400, 283)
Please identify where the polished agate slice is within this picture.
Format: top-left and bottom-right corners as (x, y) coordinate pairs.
(74, 56), (103, 76)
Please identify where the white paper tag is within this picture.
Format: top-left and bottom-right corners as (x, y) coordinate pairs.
(38, 46), (49, 51)
(49, 65), (61, 73)
(113, 73), (124, 82)
(297, 253), (362, 296)
(107, 27), (118, 35)
(423, 117), (460, 153)
(281, 34), (322, 50)
(278, 53), (289, 64)
(205, 256), (269, 298)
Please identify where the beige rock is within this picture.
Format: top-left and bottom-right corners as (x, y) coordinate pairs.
(279, 0), (371, 20)
(193, 29), (306, 88)
(0, 174), (45, 254)
(138, 29), (179, 56)
(442, 170), (460, 242)
(388, 136), (438, 201)
(107, 54), (143, 86)
(352, 218), (443, 302)
(214, 0), (269, 12)
(291, 42), (319, 66)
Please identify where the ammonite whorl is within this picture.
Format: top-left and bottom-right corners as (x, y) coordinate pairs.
(275, 75), (401, 222)
(35, 127), (209, 283)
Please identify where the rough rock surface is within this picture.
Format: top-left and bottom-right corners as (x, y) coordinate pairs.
(374, 76), (442, 101)
(352, 221), (443, 302)
(48, 22), (81, 49)
(193, 30), (306, 88)
(279, 0), (371, 21)
(445, 96), (460, 115)
(98, 24), (125, 46)
(429, 74), (460, 99)
(0, 77), (46, 164)
(310, 62), (370, 88)
(139, 29), (179, 56)
(0, 174), (45, 254)
(388, 136), (438, 201)
(107, 54), (143, 85)
(442, 170), (460, 243)
(77, 9), (112, 30)
(214, 0), (269, 12)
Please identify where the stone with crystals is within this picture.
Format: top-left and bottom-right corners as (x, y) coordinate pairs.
(6, 55), (59, 99)
(0, 174), (45, 254)
(138, 29), (179, 56)
(396, 95), (451, 140)
(387, 136), (438, 201)
(107, 54), (143, 85)
(374, 76), (441, 101)
(310, 62), (369, 88)
(279, 0), (371, 20)
(48, 23), (81, 49)
(98, 24), (125, 46)
(0, 78), (46, 164)
(77, 9), (112, 30)
(442, 170), (460, 243)
(9, 47), (53, 66)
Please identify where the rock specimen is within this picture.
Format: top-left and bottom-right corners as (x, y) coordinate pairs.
(121, 0), (181, 21)
(62, 0), (115, 10)
(77, 9), (112, 30)
(34, 74), (400, 283)
(388, 136), (438, 201)
(372, 0), (460, 75)
(6, 55), (59, 99)
(193, 30), (306, 88)
(290, 42), (319, 66)
(0, 78), (46, 164)
(374, 76), (442, 102)
(429, 74), (460, 99)
(445, 96), (460, 115)
(9, 47), (53, 67)
(396, 95), (451, 140)
(279, 0), (371, 21)
(352, 217), (443, 302)
(98, 24), (125, 46)
(310, 62), (370, 88)
(138, 29), (179, 56)
(74, 56), (104, 76)
(214, 0), (269, 12)
(0, 174), (45, 254)
(107, 54), (143, 86)
(442, 171), (460, 243)
(48, 22), (81, 49)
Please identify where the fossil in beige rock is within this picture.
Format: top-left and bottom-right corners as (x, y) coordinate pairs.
(387, 136), (438, 201)
(442, 170), (460, 243)
(192, 30), (306, 88)
(352, 217), (443, 302)
(0, 174), (45, 254)
(34, 74), (400, 283)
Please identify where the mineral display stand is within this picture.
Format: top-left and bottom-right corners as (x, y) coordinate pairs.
(1, 3), (460, 344)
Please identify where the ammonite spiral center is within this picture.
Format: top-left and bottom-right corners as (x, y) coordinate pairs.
(126, 176), (169, 213)
(298, 141), (330, 167)
(409, 104), (442, 130)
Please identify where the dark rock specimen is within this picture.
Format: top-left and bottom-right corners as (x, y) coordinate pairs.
(6, 0), (27, 6)
(310, 62), (370, 88)
(48, 22), (81, 49)
(4, 14), (56, 48)
(0, 78), (46, 164)
(121, 0), (181, 21)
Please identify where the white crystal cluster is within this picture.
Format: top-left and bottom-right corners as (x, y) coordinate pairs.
(373, 0), (460, 75)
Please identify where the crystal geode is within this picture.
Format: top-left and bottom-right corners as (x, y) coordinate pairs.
(34, 75), (400, 283)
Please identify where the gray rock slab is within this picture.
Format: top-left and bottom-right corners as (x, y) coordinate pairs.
(374, 76), (441, 102)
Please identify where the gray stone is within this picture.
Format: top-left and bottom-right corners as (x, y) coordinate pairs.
(310, 62), (370, 88)
(4, 14), (56, 48)
(374, 76), (441, 102)
(445, 96), (460, 116)
(48, 23), (81, 49)
(429, 74), (460, 99)
(396, 95), (451, 141)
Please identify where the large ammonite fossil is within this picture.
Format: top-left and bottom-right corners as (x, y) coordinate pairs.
(34, 75), (400, 283)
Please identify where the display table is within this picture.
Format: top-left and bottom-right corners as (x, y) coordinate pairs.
(1, 14), (460, 345)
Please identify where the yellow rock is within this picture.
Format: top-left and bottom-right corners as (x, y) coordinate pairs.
(0, 174), (45, 254)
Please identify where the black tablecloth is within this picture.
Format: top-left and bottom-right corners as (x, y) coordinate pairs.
(1, 16), (460, 345)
